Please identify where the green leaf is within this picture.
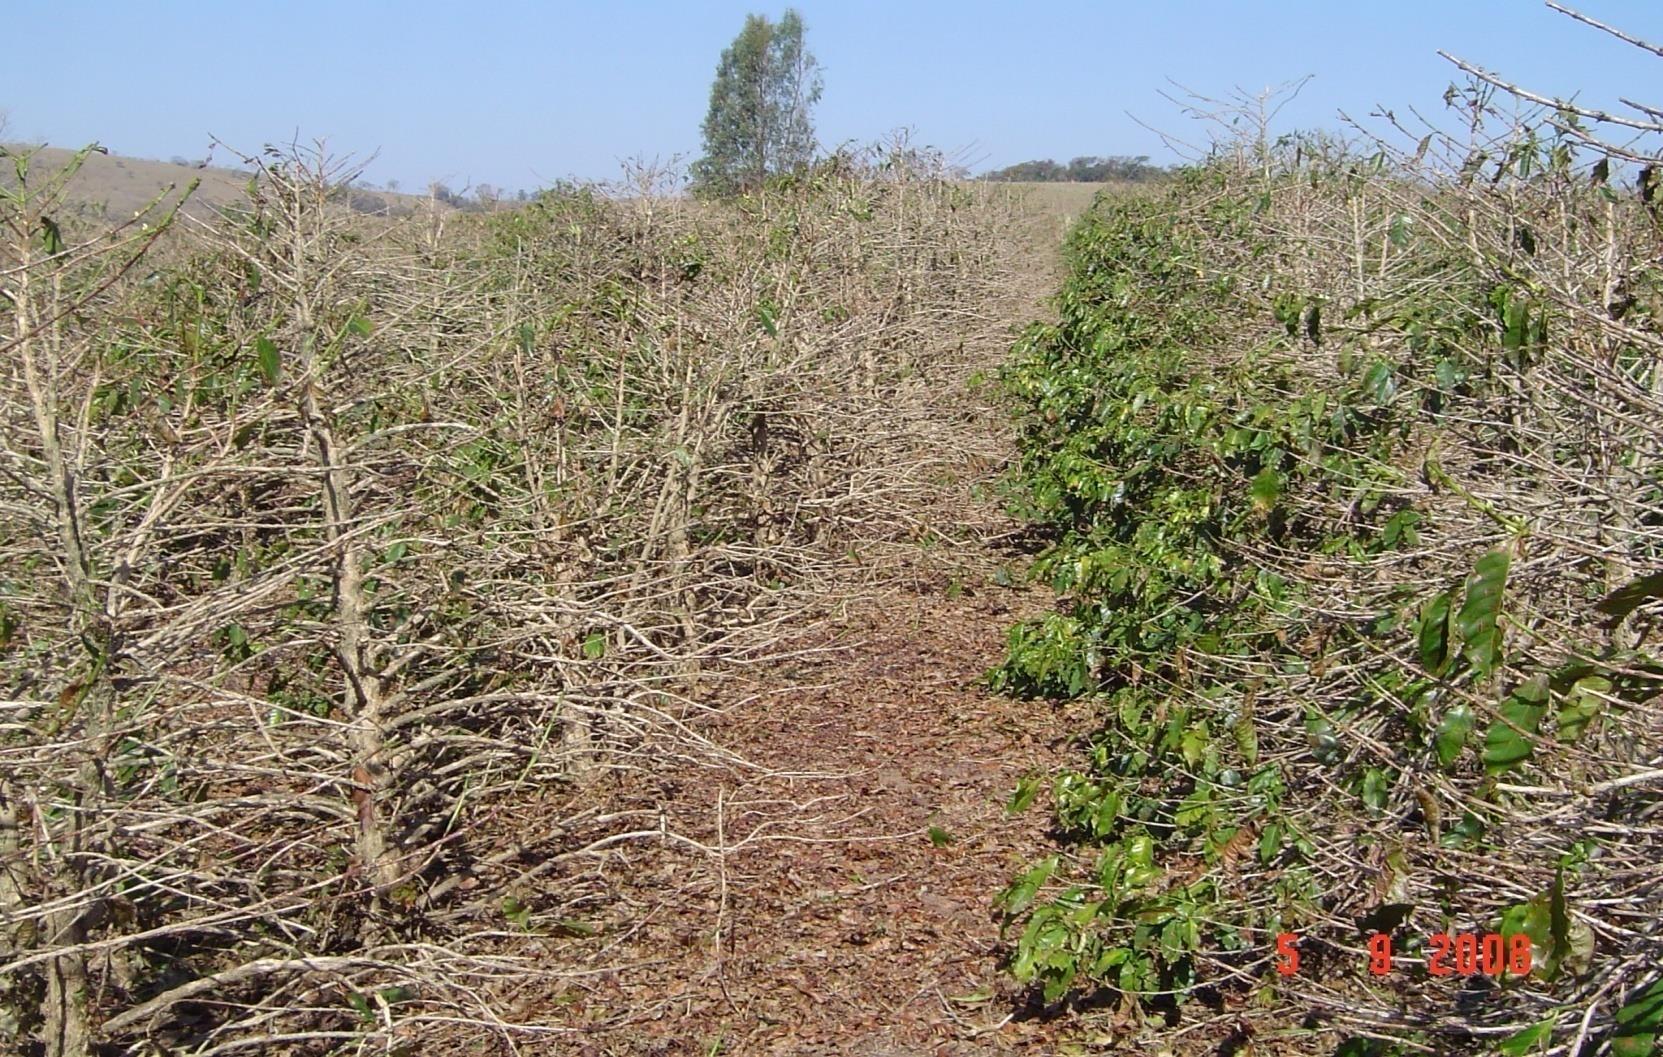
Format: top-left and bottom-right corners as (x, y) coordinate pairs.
(1249, 469), (1282, 513)
(1614, 979), (1663, 1057)
(1499, 870), (1594, 981)
(1174, 786), (1212, 830)
(1363, 360), (1396, 404)
(1435, 357), (1465, 389)
(947, 987), (994, 1006)
(1455, 549), (1510, 679)
(1041, 965), (1075, 1003)
(1504, 292), (1527, 351)
(1090, 789), (1122, 838)
(1359, 767), (1389, 816)
(1497, 1016), (1556, 1056)
(755, 300), (778, 337)
(1596, 571), (1663, 625)
(1484, 675), (1548, 774)
(347, 314), (374, 337)
(552, 917), (597, 937)
(1381, 508), (1420, 550)
(1257, 821), (1283, 863)
(1556, 675), (1610, 744)
(1000, 856), (1057, 917)
(1389, 214), (1411, 248)
(255, 337), (281, 386)
(1418, 591), (1453, 676)
(581, 632), (606, 660)
(1498, 894), (1550, 973)
(40, 216), (64, 255)
(1180, 723), (1208, 768)
(1119, 834), (1159, 888)
(927, 825), (954, 848)
(346, 991), (374, 1023)
(1434, 703), (1474, 768)
(1007, 774), (1042, 815)
(1441, 811), (1486, 847)
(500, 896), (533, 928)
(1548, 868), (1595, 979)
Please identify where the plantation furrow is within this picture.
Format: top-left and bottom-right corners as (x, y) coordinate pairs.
(515, 199), (1085, 1056)
(550, 580), (1079, 1055)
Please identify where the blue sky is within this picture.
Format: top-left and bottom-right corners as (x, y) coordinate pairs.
(5, 2), (1662, 190)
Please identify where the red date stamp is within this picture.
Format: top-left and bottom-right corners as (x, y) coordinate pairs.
(1275, 932), (1532, 977)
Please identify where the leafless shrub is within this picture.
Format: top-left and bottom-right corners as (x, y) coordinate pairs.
(0, 131), (1031, 1052)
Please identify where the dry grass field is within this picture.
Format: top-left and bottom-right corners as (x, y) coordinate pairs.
(969, 180), (1159, 250)
(994, 180), (1109, 220)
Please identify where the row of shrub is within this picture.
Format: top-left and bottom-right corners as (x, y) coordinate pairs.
(0, 142), (1025, 1054)
(993, 108), (1662, 1052)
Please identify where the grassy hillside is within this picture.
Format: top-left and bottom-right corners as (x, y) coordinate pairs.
(992, 111), (1663, 1051)
(0, 144), (433, 219)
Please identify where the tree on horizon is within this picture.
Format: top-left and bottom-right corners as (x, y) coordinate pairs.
(691, 10), (822, 196)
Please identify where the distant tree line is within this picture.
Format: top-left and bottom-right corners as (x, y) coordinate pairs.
(421, 182), (535, 213)
(982, 155), (1168, 183)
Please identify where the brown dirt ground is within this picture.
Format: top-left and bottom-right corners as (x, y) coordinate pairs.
(488, 193), (1124, 1056)
(539, 560), (1095, 1056)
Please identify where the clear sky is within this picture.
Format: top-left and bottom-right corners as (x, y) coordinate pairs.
(5, 1), (1662, 191)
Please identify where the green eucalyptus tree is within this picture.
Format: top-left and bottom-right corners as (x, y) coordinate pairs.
(691, 9), (822, 196)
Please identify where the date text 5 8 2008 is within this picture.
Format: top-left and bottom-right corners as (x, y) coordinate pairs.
(1274, 932), (1533, 977)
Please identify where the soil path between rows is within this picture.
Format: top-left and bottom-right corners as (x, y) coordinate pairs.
(567, 569), (1085, 1055)
(529, 195), (1081, 1055)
